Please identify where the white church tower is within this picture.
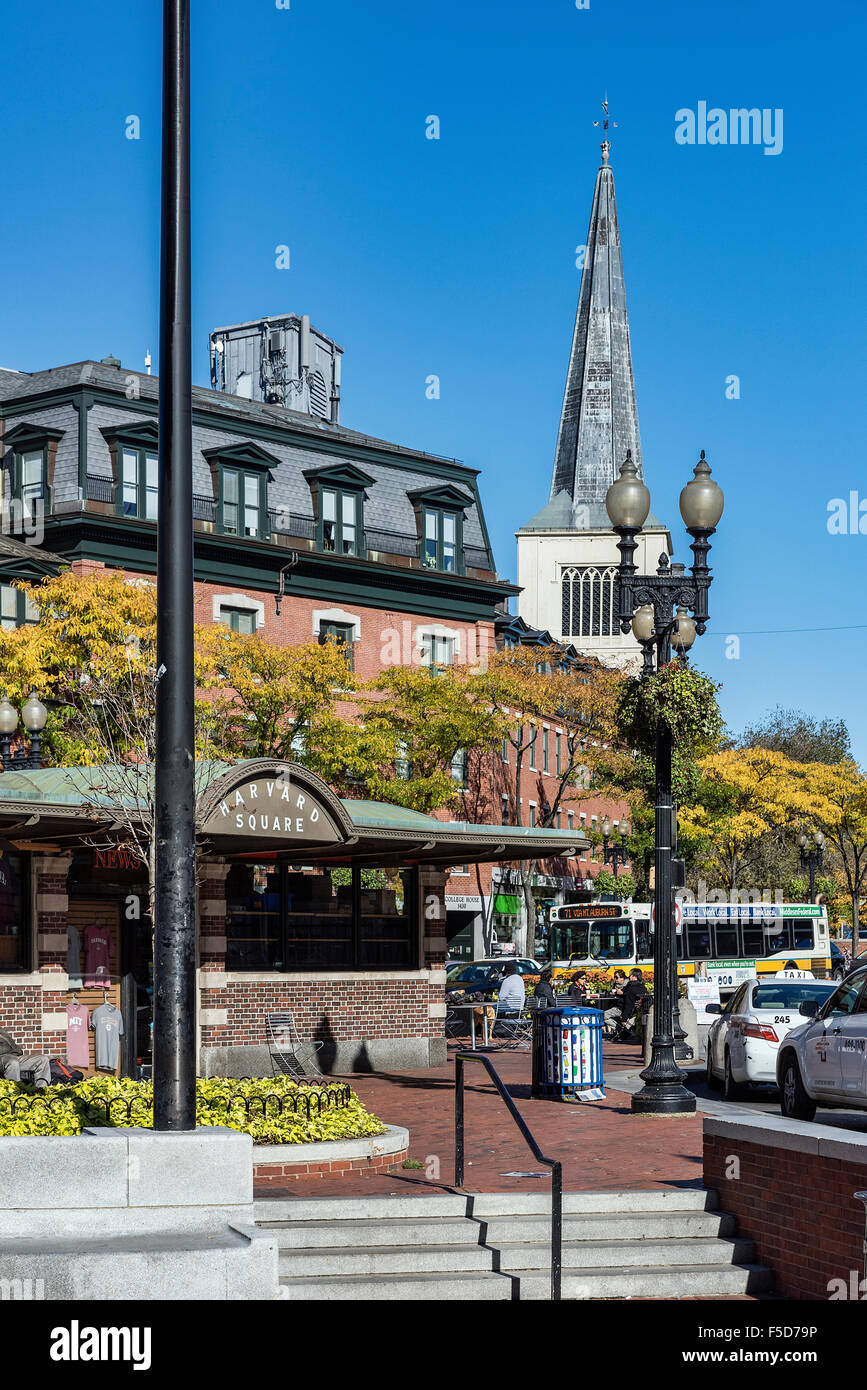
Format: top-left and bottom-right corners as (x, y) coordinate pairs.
(516, 129), (672, 667)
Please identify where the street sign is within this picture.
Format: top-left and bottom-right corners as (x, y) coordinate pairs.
(651, 900), (683, 932)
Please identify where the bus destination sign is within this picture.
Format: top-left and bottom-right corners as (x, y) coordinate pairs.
(554, 904), (623, 921)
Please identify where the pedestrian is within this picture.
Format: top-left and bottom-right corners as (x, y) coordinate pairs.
(0, 1028), (51, 1088)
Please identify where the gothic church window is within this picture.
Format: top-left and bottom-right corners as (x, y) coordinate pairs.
(561, 566), (617, 638)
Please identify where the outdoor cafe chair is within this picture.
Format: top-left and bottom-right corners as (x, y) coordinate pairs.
(267, 1011), (324, 1080)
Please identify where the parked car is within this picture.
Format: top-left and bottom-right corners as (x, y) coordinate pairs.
(844, 947), (867, 978)
(706, 976), (837, 1101)
(445, 958), (542, 996)
(777, 965), (867, 1121)
(830, 939), (848, 980)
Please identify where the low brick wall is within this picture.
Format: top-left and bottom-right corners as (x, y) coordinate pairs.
(252, 1124), (409, 1187)
(703, 1113), (867, 1301)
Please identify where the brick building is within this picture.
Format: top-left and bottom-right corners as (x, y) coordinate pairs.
(0, 312), (628, 1073)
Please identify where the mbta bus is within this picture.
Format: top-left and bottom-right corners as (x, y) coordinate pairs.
(547, 900), (832, 991)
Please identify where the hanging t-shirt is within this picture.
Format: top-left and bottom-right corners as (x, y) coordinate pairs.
(83, 924), (112, 988)
(65, 1002), (90, 1067)
(66, 924), (83, 988)
(91, 1003), (124, 1070)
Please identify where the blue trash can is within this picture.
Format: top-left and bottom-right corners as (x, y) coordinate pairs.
(534, 1006), (605, 1102)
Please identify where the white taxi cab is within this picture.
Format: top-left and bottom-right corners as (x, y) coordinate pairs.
(705, 973), (836, 1101)
(777, 965), (867, 1121)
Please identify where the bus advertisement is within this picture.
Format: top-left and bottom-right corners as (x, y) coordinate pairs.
(548, 900), (832, 990)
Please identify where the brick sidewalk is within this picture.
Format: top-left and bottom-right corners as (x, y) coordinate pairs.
(255, 1038), (704, 1198)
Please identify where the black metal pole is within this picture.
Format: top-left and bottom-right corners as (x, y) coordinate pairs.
(632, 684), (695, 1114)
(153, 0), (197, 1131)
(454, 1054), (465, 1186)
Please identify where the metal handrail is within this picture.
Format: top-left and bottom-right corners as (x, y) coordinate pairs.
(454, 1050), (562, 1300)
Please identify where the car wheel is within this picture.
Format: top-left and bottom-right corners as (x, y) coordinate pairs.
(780, 1054), (816, 1122)
(833, 968), (845, 982)
(705, 1047), (722, 1091)
(723, 1050), (747, 1101)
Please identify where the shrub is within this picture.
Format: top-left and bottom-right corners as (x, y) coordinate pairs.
(0, 1074), (387, 1145)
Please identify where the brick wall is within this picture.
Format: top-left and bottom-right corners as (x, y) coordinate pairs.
(704, 1115), (867, 1300)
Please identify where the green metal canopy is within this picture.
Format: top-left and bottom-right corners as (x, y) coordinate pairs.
(0, 760), (589, 868)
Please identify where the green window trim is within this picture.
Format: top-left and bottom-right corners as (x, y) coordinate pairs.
(318, 621), (355, 671)
(11, 446), (50, 519)
(0, 583), (39, 631)
(421, 506), (463, 574)
(218, 605), (258, 635)
(318, 485), (363, 557)
(218, 463), (269, 540)
(117, 444), (159, 522)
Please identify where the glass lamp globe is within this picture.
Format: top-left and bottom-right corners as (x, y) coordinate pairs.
(620, 819), (630, 838)
(797, 831), (808, 849)
(631, 605), (655, 642)
(22, 694), (48, 732)
(814, 830), (825, 848)
(602, 817), (611, 837)
(672, 607), (697, 651)
(605, 451), (651, 530)
(680, 451), (724, 531)
(0, 696), (18, 736)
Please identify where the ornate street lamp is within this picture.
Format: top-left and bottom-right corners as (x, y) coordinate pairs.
(601, 816), (630, 879)
(0, 693), (48, 770)
(606, 449), (724, 1115)
(798, 829), (825, 905)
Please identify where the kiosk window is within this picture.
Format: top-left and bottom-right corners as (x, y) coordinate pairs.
(226, 864), (417, 971)
(0, 852), (27, 972)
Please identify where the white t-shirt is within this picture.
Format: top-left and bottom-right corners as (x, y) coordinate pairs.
(497, 973), (526, 1012)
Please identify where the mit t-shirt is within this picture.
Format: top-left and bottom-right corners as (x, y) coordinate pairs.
(65, 1002), (90, 1067)
(84, 924), (112, 988)
(91, 1003), (124, 1070)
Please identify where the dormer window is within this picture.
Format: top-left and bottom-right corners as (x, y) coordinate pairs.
(408, 484), (472, 575)
(322, 488), (360, 555)
(121, 446), (159, 520)
(203, 442), (279, 543)
(304, 463), (374, 560)
(423, 507), (459, 572)
(3, 422), (63, 526)
(221, 467), (266, 538)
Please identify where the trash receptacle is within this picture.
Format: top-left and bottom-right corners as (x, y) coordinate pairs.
(532, 1006), (605, 1102)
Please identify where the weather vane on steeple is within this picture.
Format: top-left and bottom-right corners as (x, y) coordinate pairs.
(593, 96), (617, 164)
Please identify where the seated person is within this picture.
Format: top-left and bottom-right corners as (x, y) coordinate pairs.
(602, 969), (630, 1035)
(604, 969), (647, 1038)
(534, 966), (557, 1009)
(495, 961), (526, 1017)
(568, 971), (589, 1002)
(0, 1028), (51, 1089)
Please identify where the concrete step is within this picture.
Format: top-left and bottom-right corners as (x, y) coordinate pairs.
(278, 1234), (755, 1279)
(278, 1261), (773, 1301)
(255, 1187), (716, 1225)
(265, 1208), (734, 1251)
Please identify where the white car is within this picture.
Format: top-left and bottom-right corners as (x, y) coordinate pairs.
(777, 965), (867, 1121)
(706, 976), (837, 1101)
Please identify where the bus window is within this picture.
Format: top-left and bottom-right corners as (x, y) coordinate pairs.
(635, 919), (651, 958)
(686, 927), (713, 958)
(713, 927), (738, 956)
(741, 927), (765, 956)
(793, 924), (815, 949)
(759, 924), (791, 954)
(588, 923), (633, 961)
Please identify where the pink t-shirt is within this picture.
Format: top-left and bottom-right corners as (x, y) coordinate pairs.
(84, 924), (112, 987)
(65, 1003), (91, 1067)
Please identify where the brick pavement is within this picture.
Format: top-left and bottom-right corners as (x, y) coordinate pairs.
(254, 1037), (704, 1198)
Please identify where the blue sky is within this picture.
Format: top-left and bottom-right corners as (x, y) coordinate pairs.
(3, 0), (866, 756)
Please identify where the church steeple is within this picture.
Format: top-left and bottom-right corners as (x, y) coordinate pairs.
(549, 129), (643, 513)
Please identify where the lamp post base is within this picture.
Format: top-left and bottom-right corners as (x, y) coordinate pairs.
(631, 1081), (697, 1115)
